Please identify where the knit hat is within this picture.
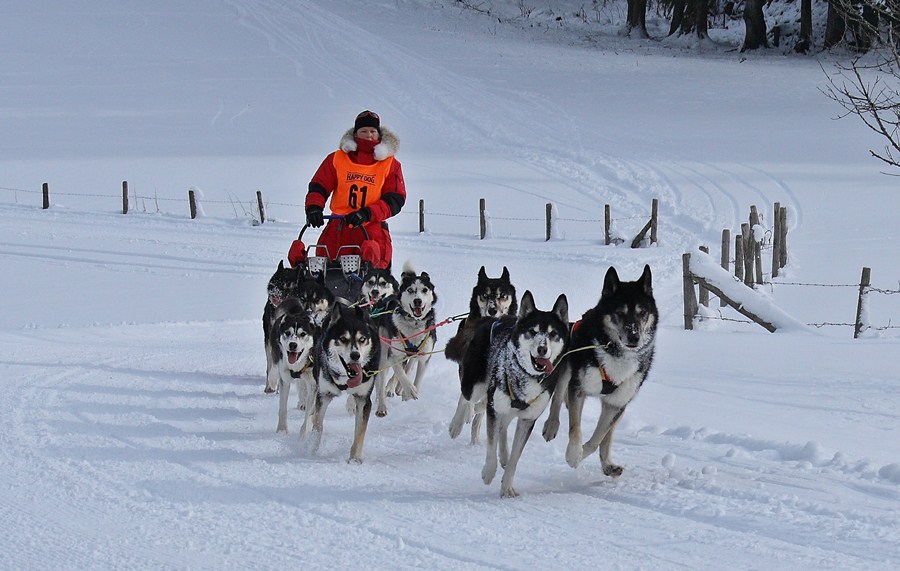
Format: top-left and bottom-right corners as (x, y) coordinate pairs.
(354, 110), (380, 132)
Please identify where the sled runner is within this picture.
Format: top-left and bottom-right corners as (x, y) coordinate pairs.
(287, 215), (380, 304)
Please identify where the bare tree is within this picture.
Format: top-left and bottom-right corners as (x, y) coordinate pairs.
(823, 1), (900, 172)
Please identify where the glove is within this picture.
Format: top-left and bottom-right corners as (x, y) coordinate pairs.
(344, 208), (371, 228)
(305, 205), (324, 228)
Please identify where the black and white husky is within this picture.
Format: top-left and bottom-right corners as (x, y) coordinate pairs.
(447, 266), (518, 444)
(542, 265), (657, 478)
(263, 261), (304, 393)
(359, 267), (398, 307)
(270, 298), (316, 433)
(373, 261), (435, 417)
(301, 302), (381, 463)
(466, 291), (569, 497)
(294, 271), (335, 328)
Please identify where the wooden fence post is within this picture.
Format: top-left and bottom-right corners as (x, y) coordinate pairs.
(698, 245), (710, 307)
(854, 266), (872, 339)
(735, 235), (744, 283)
(189, 189), (197, 220)
(42, 182), (50, 209)
(741, 223), (753, 287)
(720, 229), (730, 307)
(650, 197), (658, 244)
(256, 191), (266, 224)
(122, 181), (129, 215)
(753, 230), (764, 285)
(772, 201), (781, 278)
(749, 204), (760, 227)
(682, 253), (697, 330)
(479, 198), (486, 240)
(779, 206), (788, 268)
(419, 199), (425, 233)
(545, 203), (552, 241)
(604, 204), (611, 246)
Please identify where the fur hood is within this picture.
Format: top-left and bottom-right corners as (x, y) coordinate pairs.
(339, 126), (400, 161)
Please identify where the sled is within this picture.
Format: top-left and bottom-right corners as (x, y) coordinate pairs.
(287, 216), (380, 304)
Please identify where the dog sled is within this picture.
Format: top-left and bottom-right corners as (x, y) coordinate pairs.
(286, 215), (380, 304)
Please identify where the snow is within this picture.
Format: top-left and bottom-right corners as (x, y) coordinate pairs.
(1, 1), (899, 569)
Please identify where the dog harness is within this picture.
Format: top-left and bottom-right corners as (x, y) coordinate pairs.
(599, 365), (617, 394)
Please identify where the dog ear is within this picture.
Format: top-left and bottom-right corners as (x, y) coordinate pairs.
(327, 304), (343, 328)
(501, 266), (510, 281)
(478, 266), (488, 281)
(602, 267), (620, 300)
(551, 294), (569, 326)
(518, 290), (535, 319)
(278, 259), (285, 271)
(640, 264), (653, 295)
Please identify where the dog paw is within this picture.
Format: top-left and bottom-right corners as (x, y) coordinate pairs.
(481, 462), (497, 485)
(565, 443), (583, 468)
(264, 385), (276, 394)
(401, 386), (419, 401)
(448, 421), (462, 439)
(276, 425), (287, 434)
(375, 406), (387, 418)
(541, 419), (559, 441)
(602, 463), (624, 478)
(347, 456), (363, 465)
(500, 486), (519, 498)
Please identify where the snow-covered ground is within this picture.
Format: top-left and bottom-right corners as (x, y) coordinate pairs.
(1, 1), (898, 569)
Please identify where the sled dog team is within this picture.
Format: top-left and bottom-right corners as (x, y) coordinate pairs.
(264, 259), (658, 497)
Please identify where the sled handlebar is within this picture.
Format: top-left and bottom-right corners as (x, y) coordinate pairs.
(297, 215), (370, 241)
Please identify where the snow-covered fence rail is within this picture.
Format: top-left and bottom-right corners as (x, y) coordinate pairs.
(684, 251), (899, 337)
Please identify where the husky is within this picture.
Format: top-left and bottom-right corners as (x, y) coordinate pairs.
(542, 265), (657, 478)
(301, 302), (381, 463)
(295, 271), (335, 328)
(447, 266), (518, 444)
(469, 290), (569, 497)
(263, 260), (304, 393)
(269, 298), (316, 433)
(359, 267), (398, 307)
(373, 260), (435, 418)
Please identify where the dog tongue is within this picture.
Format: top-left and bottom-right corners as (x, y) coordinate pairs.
(346, 362), (363, 388)
(288, 351), (300, 365)
(534, 357), (554, 375)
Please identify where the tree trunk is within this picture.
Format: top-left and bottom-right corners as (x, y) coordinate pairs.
(825, 0), (847, 48)
(795, 0), (813, 53)
(668, 0), (686, 36)
(626, 0), (649, 38)
(741, 0), (769, 51)
(695, 0), (708, 40)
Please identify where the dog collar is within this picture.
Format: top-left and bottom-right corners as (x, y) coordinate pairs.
(289, 356), (313, 378)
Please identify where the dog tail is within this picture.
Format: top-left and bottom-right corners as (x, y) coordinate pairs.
(444, 329), (468, 363)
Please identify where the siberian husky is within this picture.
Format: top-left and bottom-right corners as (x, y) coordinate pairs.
(468, 290), (569, 497)
(542, 265), (657, 478)
(263, 260), (304, 393)
(359, 267), (398, 307)
(270, 298), (316, 433)
(302, 302), (381, 463)
(373, 261), (435, 417)
(447, 266), (518, 444)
